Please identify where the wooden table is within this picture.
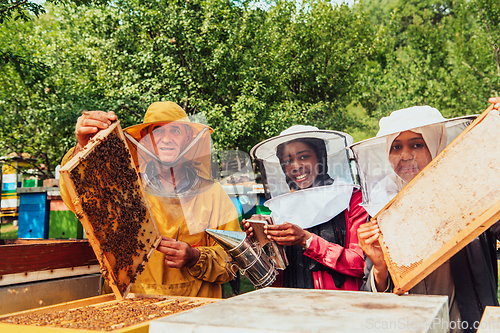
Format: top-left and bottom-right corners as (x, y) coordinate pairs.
(150, 288), (449, 333)
(477, 306), (500, 332)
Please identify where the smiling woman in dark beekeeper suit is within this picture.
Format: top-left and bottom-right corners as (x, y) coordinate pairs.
(244, 125), (369, 290)
(354, 103), (500, 333)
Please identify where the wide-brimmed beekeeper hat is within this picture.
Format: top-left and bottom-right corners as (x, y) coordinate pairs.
(250, 125), (358, 229)
(124, 102), (240, 236)
(123, 101), (215, 192)
(124, 101), (212, 141)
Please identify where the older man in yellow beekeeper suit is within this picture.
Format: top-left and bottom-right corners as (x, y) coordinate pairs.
(60, 101), (241, 298)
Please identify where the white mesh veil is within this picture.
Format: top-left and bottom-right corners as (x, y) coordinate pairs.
(251, 125), (358, 229)
(349, 106), (477, 217)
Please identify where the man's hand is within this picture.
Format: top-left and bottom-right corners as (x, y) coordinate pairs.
(75, 111), (117, 150)
(357, 219), (389, 291)
(264, 222), (311, 247)
(157, 236), (201, 268)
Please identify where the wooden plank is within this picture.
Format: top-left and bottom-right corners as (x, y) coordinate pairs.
(478, 306), (500, 332)
(59, 121), (162, 300)
(373, 105), (500, 294)
(0, 265), (100, 286)
(0, 240), (98, 276)
(0, 294), (117, 319)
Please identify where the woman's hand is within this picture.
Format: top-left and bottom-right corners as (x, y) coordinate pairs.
(157, 236), (200, 268)
(264, 222), (311, 247)
(75, 111), (117, 151)
(241, 219), (253, 238)
(489, 97), (500, 110)
(357, 219), (389, 291)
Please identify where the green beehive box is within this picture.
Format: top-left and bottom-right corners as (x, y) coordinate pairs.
(49, 210), (83, 239)
(256, 205), (271, 215)
(48, 198), (83, 239)
(22, 179), (43, 187)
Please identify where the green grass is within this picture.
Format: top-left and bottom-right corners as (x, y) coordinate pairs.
(222, 273), (256, 298)
(0, 222), (18, 239)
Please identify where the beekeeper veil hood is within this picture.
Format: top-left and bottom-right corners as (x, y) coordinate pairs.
(379, 106), (448, 160)
(349, 106), (476, 217)
(124, 101), (214, 198)
(123, 102), (242, 236)
(251, 125), (358, 229)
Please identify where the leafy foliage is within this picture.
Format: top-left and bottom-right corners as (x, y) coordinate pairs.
(0, 0), (107, 24)
(0, 0), (498, 178)
(0, 0), (45, 23)
(356, 0), (500, 118)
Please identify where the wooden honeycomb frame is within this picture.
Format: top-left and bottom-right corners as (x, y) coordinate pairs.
(60, 121), (162, 299)
(374, 105), (500, 294)
(0, 293), (217, 332)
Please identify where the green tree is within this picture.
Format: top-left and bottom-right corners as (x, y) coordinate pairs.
(449, 0), (500, 111)
(0, 0), (46, 23)
(0, 0), (112, 178)
(356, 0), (456, 117)
(44, 0), (381, 151)
(357, 0), (499, 119)
(0, 0), (384, 176)
(0, 16), (78, 178)
(212, 0), (384, 149)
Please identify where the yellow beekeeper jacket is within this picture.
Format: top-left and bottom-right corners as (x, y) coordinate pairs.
(60, 101), (242, 298)
(60, 147), (241, 298)
(134, 177), (240, 297)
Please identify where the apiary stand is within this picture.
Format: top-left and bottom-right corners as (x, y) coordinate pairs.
(150, 288), (449, 333)
(0, 239), (101, 314)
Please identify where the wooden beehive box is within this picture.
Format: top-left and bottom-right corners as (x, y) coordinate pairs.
(375, 106), (500, 294)
(477, 306), (500, 332)
(149, 288), (449, 333)
(59, 121), (162, 299)
(0, 293), (217, 333)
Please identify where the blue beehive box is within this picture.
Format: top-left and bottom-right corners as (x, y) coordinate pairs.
(17, 191), (50, 239)
(229, 196), (243, 223)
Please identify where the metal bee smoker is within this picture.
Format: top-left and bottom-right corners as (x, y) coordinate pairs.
(205, 229), (278, 289)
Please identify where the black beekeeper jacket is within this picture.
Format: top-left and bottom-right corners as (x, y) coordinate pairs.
(361, 222), (500, 333)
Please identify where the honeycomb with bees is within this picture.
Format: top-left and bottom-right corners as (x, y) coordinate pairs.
(0, 294), (216, 332)
(60, 121), (162, 299)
